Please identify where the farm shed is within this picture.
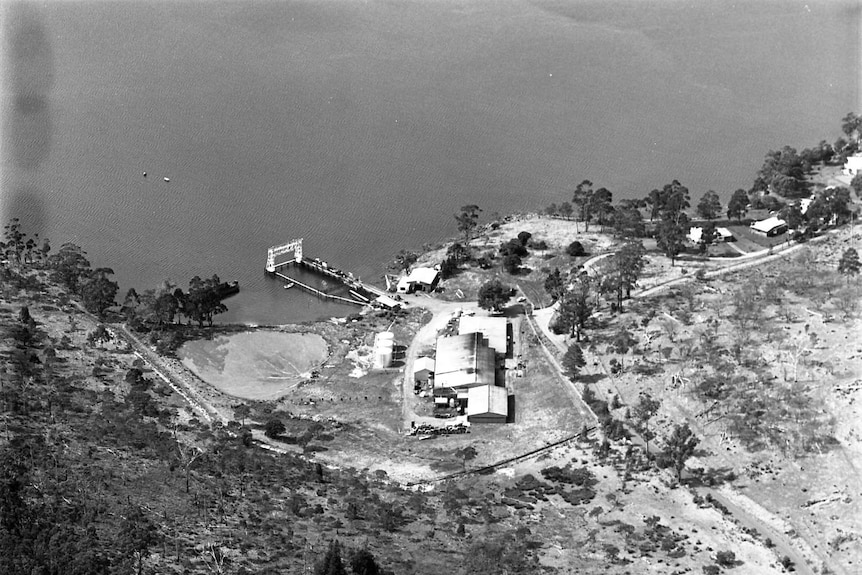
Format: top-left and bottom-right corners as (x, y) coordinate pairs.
(413, 357), (435, 383)
(433, 332), (496, 395)
(466, 385), (508, 424)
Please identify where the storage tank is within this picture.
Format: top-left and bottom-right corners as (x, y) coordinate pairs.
(374, 332), (395, 368)
(374, 342), (393, 368)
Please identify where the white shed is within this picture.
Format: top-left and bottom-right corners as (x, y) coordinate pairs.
(466, 385), (509, 424)
(414, 356), (436, 382)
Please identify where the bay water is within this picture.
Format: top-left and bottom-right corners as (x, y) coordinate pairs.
(2, 0), (857, 324)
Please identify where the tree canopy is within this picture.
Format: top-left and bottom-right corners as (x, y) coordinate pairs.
(656, 212), (690, 265)
(696, 190), (722, 220)
(838, 247), (860, 277)
(572, 180), (595, 232)
(80, 268), (119, 316)
(755, 146), (809, 198)
(665, 423), (699, 481)
(455, 205), (482, 245)
(607, 241), (646, 311)
(841, 111), (862, 143)
(47, 243), (92, 293)
(561, 344), (586, 381)
(315, 540), (348, 575)
(543, 268), (566, 303)
(553, 274), (592, 341)
(726, 189), (749, 222)
(477, 279), (512, 312)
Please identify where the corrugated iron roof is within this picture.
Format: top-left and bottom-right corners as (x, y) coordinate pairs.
(466, 385), (508, 417)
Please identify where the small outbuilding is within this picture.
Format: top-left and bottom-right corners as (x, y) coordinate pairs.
(413, 357), (435, 383)
(466, 385), (508, 424)
(375, 295), (402, 310)
(750, 216), (787, 237)
(716, 227), (734, 242)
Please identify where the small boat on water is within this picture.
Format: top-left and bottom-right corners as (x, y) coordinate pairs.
(163, 177), (170, 182)
(284, 282), (295, 289)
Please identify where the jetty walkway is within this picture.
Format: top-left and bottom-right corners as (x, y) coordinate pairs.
(265, 238), (392, 308)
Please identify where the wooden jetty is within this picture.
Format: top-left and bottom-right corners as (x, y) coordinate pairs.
(273, 272), (363, 306)
(265, 239), (393, 307)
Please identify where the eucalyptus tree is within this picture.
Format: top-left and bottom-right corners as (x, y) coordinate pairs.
(455, 204), (482, 245)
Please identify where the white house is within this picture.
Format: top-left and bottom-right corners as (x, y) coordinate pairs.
(396, 267), (440, 293)
(843, 153), (862, 176)
(750, 216), (788, 237)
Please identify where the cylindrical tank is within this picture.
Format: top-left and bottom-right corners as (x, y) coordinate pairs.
(375, 343), (393, 368)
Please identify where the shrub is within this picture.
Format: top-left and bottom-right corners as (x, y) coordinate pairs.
(566, 241), (585, 257)
(264, 419), (286, 438)
(715, 550), (736, 567)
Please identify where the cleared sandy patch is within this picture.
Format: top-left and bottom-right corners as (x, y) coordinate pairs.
(179, 331), (328, 400)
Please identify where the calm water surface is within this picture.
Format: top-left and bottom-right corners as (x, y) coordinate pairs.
(2, 0), (858, 324)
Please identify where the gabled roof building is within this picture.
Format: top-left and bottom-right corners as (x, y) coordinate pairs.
(466, 384), (508, 424)
(396, 267), (440, 293)
(750, 216), (787, 236)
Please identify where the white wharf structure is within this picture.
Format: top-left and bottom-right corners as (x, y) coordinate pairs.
(265, 238), (304, 272)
